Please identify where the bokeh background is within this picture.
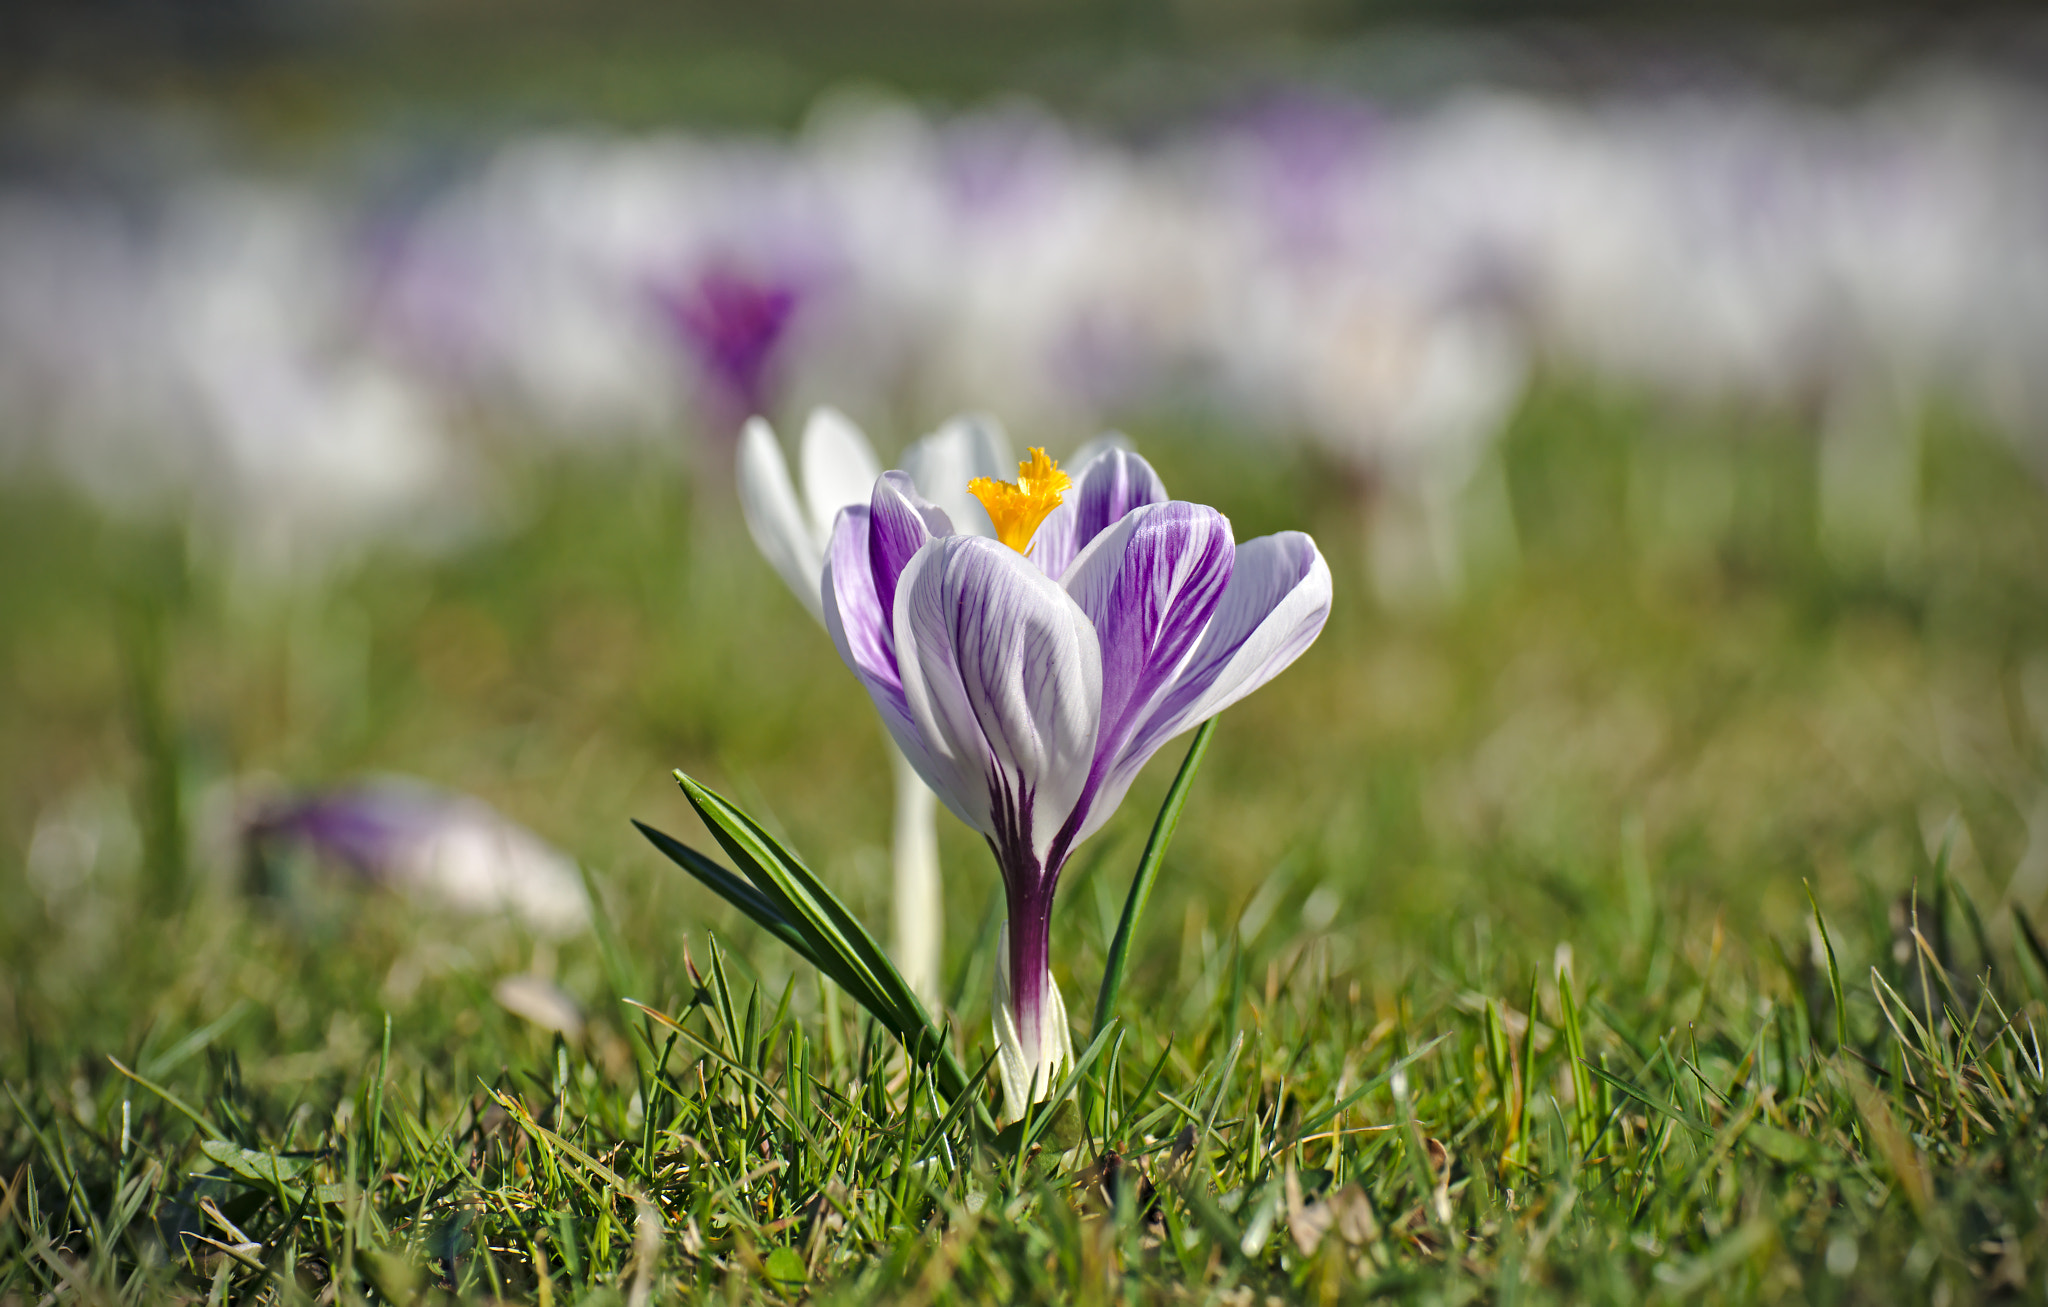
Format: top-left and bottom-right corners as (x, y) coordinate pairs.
(5, 0), (2048, 1067)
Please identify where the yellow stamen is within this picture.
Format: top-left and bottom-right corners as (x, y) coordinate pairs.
(968, 448), (1072, 555)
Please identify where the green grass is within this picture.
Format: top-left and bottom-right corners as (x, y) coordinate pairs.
(4, 383), (2048, 1303)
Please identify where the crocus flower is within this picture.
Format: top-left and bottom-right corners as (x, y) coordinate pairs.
(246, 779), (589, 937)
(735, 406), (1009, 1010)
(652, 262), (804, 436)
(737, 408), (1130, 1011)
(823, 442), (1331, 1119)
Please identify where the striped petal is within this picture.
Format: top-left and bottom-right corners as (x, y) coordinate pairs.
(823, 503), (950, 796)
(1031, 446), (1169, 580)
(822, 505), (891, 699)
(1116, 531), (1333, 793)
(867, 471), (953, 624)
(892, 535), (1102, 872)
(1053, 501), (1236, 851)
(820, 474), (949, 714)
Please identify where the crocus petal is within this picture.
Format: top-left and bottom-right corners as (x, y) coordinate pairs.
(893, 535), (1102, 869)
(868, 471), (953, 624)
(822, 507), (954, 796)
(798, 406), (882, 540)
(252, 783), (589, 937)
(737, 416), (825, 621)
(1063, 501), (1234, 749)
(1066, 430), (1133, 471)
(1053, 501), (1235, 850)
(1104, 532), (1333, 817)
(822, 505), (891, 693)
(1031, 446), (1170, 580)
(900, 413), (1014, 540)
(821, 474), (952, 686)
(1072, 447), (1170, 548)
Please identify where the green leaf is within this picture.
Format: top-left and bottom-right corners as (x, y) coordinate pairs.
(638, 773), (979, 1107)
(2013, 905), (2048, 1002)
(1577, 1060), (1713, 1137)
(1806, 881), (1848, 1051)
(763, 1245), (808, 1287)
(199, 1139), (317, 1183)
(106, 1056), (222, 1138)
(197, 1140), (347, 1206)
(1744, 1123), (1815, 1165)
(1094, 718), (1217, 1036)
(1556, 962), (1597, 1156)
(633, 820), (841, 985)
(676, 772), (918, 1030)
(915, 1048), (1000, 1165)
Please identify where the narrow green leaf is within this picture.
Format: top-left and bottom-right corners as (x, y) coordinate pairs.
(140, 1001), (252, 1080)
(1515, 972), (1539, 1172)
(106, 1057), (222, 1139)
(1578, 1060), (1714, 1137)
(652, 773), (980, 1108)
(196, 1140), (347, 1207)
(369, 1011), (391, 1179)
(636, 819), (881, 1013)
(676, 773), (918, 1032)
(705, 934), (743, 1056)
(634, 820), (838, 978)
(1557, 963), (1596, 1155)
(483, 1086), (639, 1197)
(2013, 905), (2048, 1000)
(1094, 718), (1217, 1037)
(915, 1048), (999, 1166)
(1806, 881), (1848, 1051)
(621, 1001), (829, 1162)
(1288, 1033), (1451, 1144)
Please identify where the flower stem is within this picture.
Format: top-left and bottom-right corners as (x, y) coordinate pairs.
(888, 742), (943, 1011)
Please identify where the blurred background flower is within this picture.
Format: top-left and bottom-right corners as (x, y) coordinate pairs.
(245, 778), (590, 937)
(2, 52), (2042, 591)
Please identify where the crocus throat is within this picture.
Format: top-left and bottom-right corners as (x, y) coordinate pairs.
(968, 448), (1071, 555)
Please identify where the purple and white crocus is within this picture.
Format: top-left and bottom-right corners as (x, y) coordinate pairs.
(737, 406), (1059, 1010)
(822, 442), (1331, 1119)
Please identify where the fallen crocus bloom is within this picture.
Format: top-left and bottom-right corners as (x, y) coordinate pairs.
(824, 444), (1331, 1118)
(246, 780), (588, 938)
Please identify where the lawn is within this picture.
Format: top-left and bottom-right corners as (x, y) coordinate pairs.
(3, 382), (2047, 1302)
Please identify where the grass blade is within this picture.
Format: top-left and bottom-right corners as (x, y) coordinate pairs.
(1806, 881), (1848, 1051)
(1021, 1019), (1123, 1155)
(106, 1057), (222, 1139)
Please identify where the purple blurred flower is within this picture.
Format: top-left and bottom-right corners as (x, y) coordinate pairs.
(822, 445), (1331, 1117)
(1224, 91), (1382, 264)
(652, 262), (802, 433)
(248, 780), (588, 937)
